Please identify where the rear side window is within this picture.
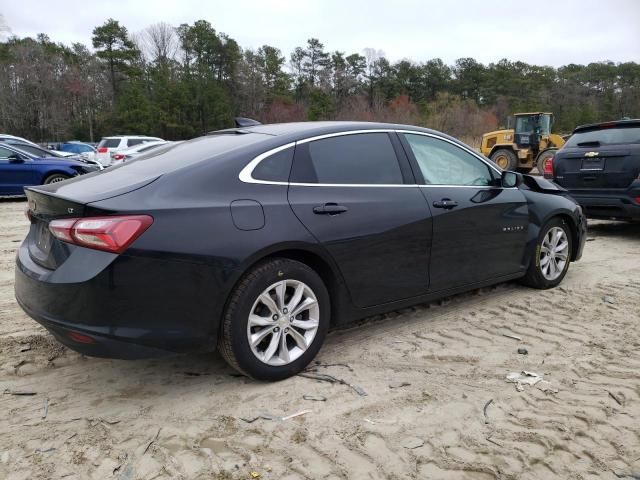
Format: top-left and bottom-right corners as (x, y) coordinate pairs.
(99, 138), (121, 148)
(565, 126), (640, 147)
(291, 133), (403, 184)
(127, 139), (146, 147)
(252, 147), (294, 182)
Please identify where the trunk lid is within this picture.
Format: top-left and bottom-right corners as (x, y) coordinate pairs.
(24, 173), (159, 270)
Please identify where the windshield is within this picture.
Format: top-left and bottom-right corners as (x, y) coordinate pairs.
(565, 126), (640, 147)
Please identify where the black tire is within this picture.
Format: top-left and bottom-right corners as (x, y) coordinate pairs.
(520, 217), (573, 289)
(218, 258), (330, 381)
(490, 149), (518, 171)
(518, 167), (534, 174)
(536, 150), (556, 175)
(44, 173), (70, 185)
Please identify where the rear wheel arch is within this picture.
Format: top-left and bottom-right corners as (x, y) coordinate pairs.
(222, 247), (348, 329)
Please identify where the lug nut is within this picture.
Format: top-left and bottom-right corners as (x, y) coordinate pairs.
(283, 308), (288, 314)
(272, 314), (278, 320)
(284, 328), (289, 333)
(274, 327), (280, 332)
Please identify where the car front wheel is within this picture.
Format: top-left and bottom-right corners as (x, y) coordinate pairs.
(520, 217), (573, 289)
(218, 258), (330, 380)
(44, 173), (70, 184)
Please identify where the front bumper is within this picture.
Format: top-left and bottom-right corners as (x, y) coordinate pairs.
(14, 242), (225, 359)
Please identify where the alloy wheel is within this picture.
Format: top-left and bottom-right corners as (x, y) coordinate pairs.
(539, 226), (569, 280)
(246, 279), (320, 366)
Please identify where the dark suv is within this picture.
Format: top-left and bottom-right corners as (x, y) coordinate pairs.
(548, 119), (640, 220)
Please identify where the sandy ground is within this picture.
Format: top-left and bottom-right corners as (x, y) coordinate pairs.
(0, 197), (639, 480)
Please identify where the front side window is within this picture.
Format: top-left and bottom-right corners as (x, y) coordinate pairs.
(404, 134), (494, 186)
(12, 145), (47, 158)
(0, 146), (14, 159)
(291, 133), (404, 184)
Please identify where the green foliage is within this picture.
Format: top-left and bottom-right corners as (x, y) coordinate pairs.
(307, 89), (335, 120)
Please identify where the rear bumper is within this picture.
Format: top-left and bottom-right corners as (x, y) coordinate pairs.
(569, 190), (640, 220)
(14, 242), (227, 359)
(16, 295), (172, 359)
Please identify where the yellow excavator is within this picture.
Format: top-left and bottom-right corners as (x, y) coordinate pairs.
(480, 112), (565, 173)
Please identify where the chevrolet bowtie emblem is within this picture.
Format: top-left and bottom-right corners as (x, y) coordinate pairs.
(584, 151), (599, 157)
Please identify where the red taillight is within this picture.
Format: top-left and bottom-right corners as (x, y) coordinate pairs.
(49, 218), (76, 243)
(49, 215), (153, 253)
(98, 147), (108, 153)
(543, 156), (554, 178)
(112, 154), (125, 161)
(69, 331), (95, 344)
(635, 196), (640, 204)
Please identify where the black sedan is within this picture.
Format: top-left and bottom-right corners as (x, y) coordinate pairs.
(15, 122), (586, 380)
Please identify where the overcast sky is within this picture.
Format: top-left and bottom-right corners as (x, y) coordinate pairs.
(2, 0), (639, 67)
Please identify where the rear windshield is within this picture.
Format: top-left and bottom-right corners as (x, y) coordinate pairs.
(565, 126), (640, 147)
(98, 138), (121, 148)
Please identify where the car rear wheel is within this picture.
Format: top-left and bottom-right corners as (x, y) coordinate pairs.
(44, 173), (70, 184)
(520, 217), (572, 289)
(491, 149), (518, 170)
(218, 258), (330, 380)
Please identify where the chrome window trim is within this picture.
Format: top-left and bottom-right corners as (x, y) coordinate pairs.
(238, 128), (505, 187)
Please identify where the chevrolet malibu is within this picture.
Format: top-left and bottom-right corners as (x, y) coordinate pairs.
(15, 122), (586, 380)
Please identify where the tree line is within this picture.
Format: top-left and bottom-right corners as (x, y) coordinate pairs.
(0, 17), (639, 144)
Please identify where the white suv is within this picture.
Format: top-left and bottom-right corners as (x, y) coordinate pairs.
(96, 136), (163, 166)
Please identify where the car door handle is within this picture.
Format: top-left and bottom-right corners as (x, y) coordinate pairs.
(433, 199), (458, 209)
(313, 203), (349, 215)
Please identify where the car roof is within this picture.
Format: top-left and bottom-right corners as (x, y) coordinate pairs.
(210, 121), (446, 140)
(573, 119), (640, 133)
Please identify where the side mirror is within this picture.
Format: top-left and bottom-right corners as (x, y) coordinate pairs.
(501, 170), (522, 188)
(8, 153), (24, 163)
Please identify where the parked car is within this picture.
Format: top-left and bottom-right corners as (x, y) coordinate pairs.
(0, 137), (81, 159)
(55, 141), (98, 160)
(96, 136), (163, 166)
(547, 119), (640, 220)
(0, 134), (40, 148)
(0, 143), (100, 196)
(16, 122), (586, 380)
(3, 140), (103, 169)
(110, 140), (170, 164)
